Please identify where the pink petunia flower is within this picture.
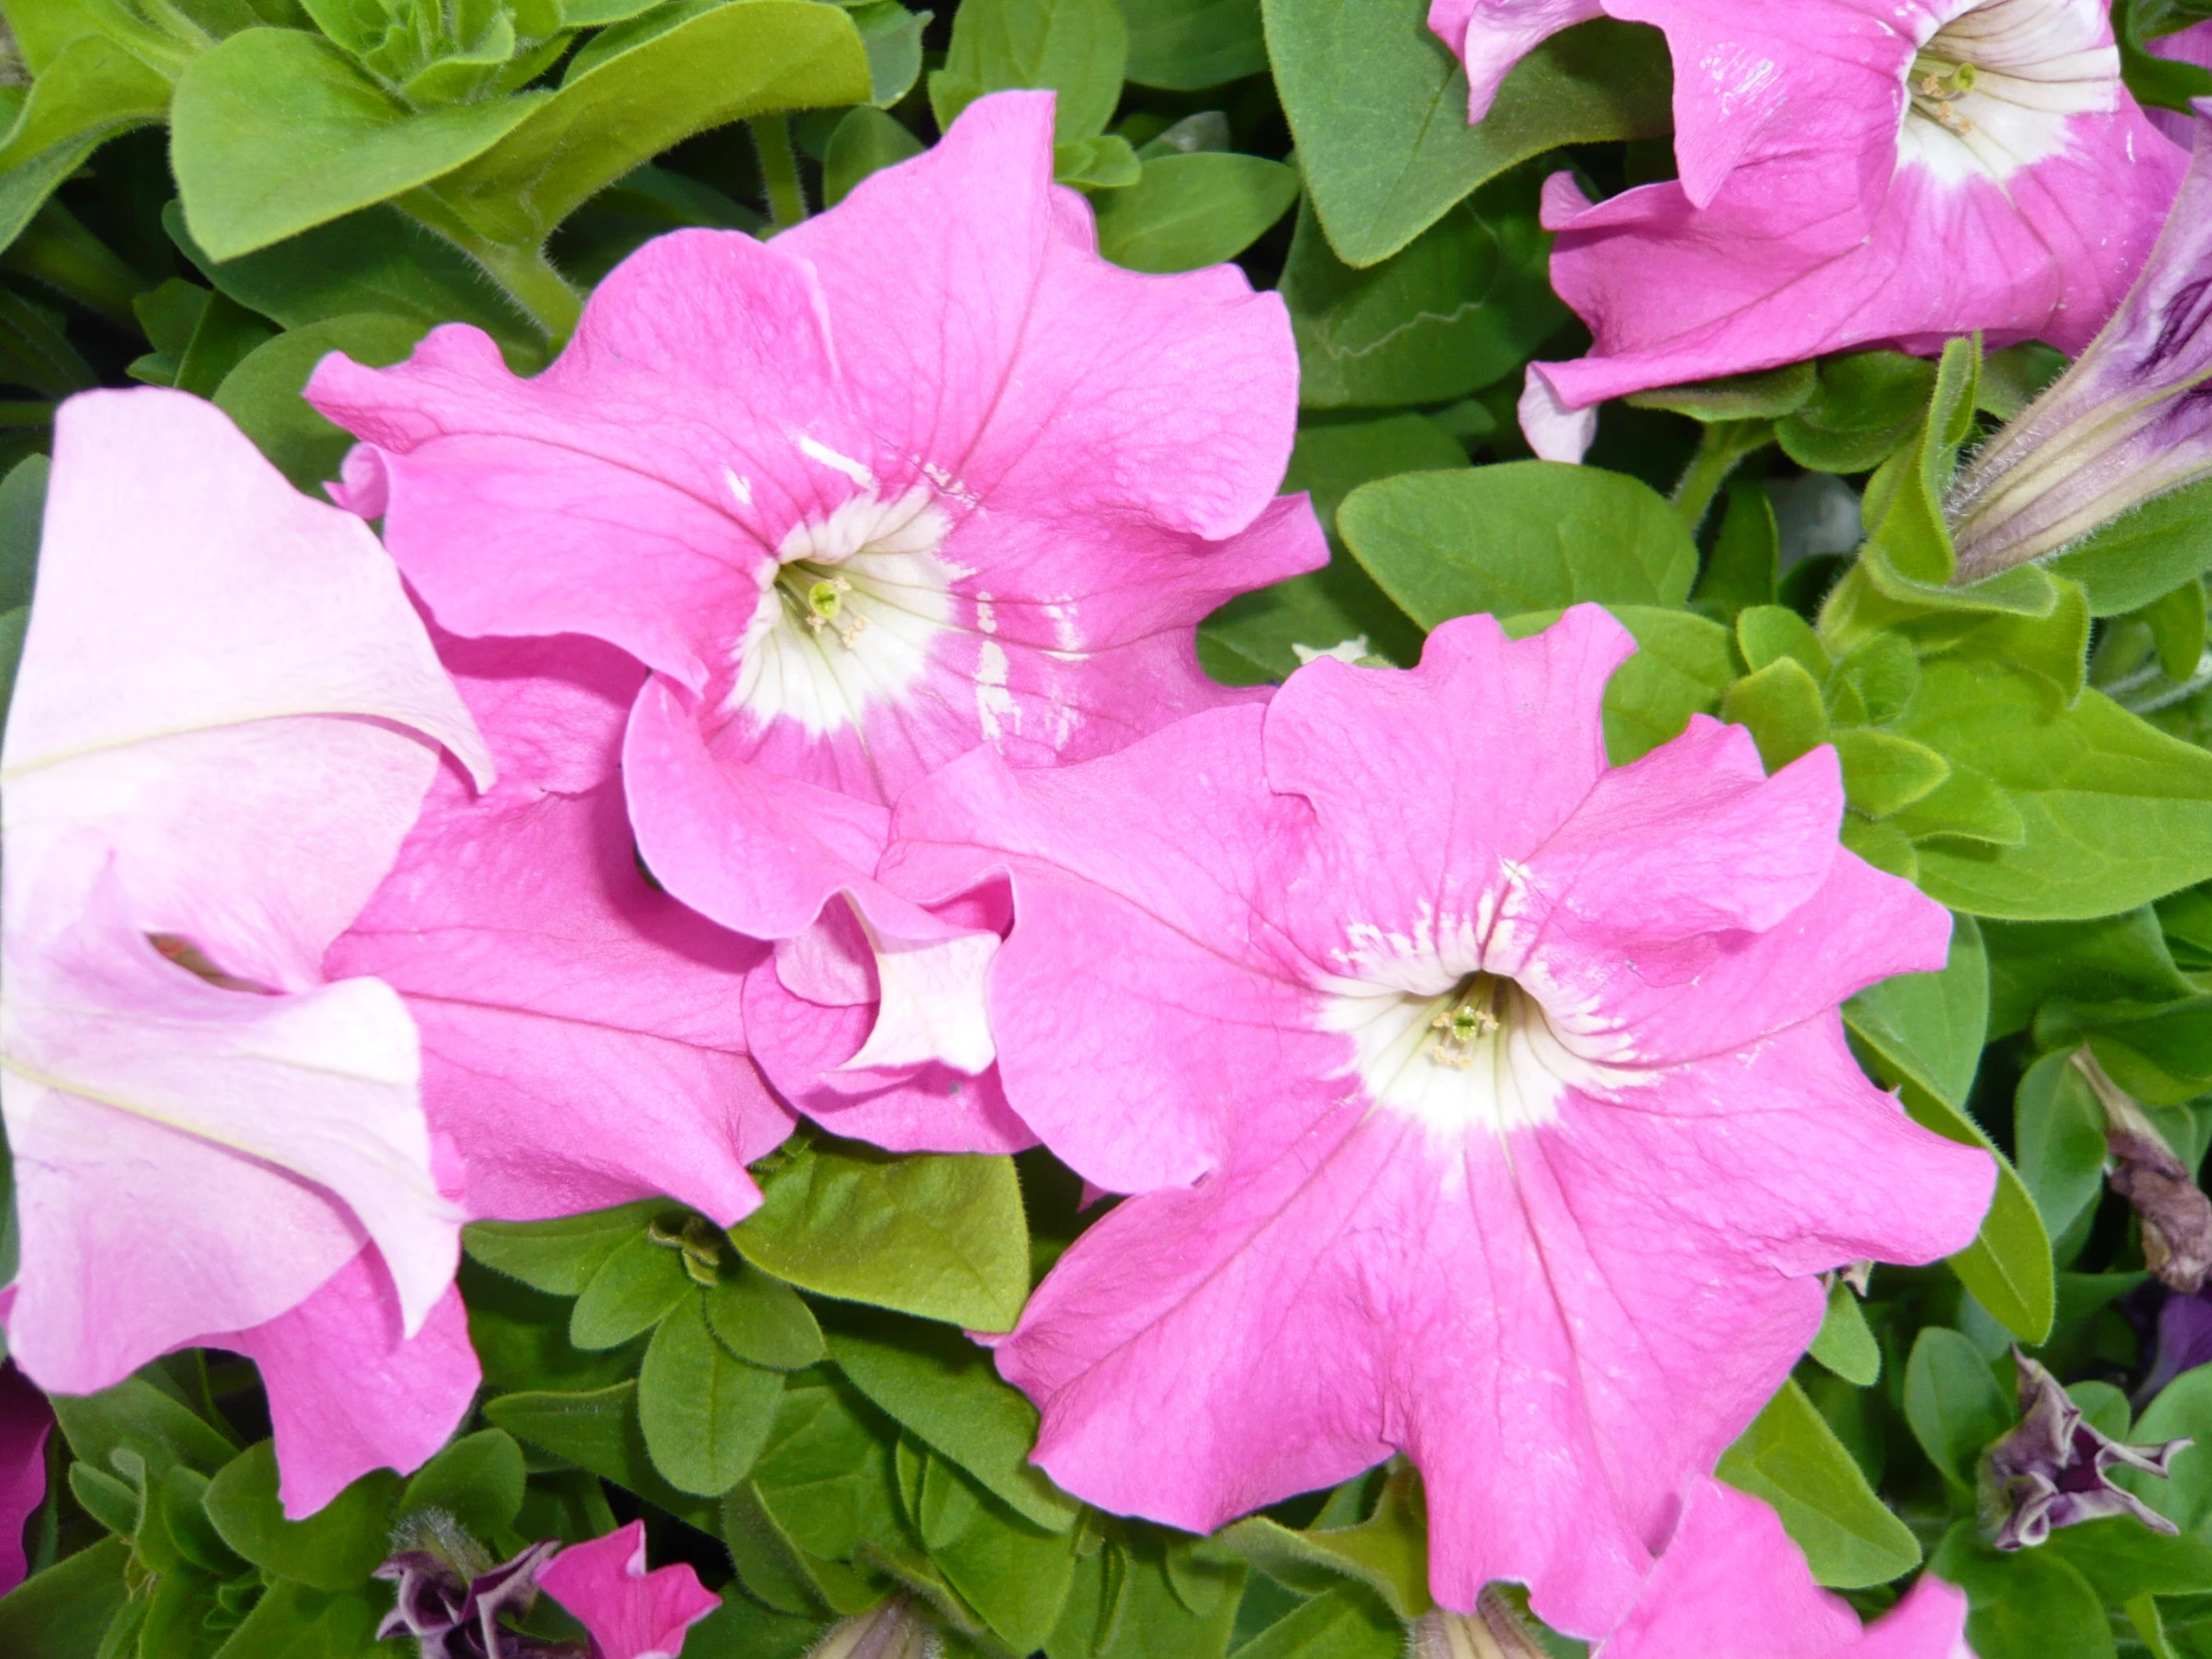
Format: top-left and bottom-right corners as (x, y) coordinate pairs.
(0, 389), (491, 1514)
(1430, 0), (2187, 436)
(1593, 1479), (1973, 1659)
(0, 1363), (50, 1596)
(2151, 24), (2212, 146)
(304, 91), (1325, 1152)
(325, 630), (797, 1225)
(880, 605), (1995, 1636)
(537, 1521), (721, 1659)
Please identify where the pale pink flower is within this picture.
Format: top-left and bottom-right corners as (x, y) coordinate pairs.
(537, 1521), (721, 1659)
(1598, 1480), (1973, 1659)
(0, 389), (491, 1514)
(1430, 0), (2187, 428)
(326, 630), (797, 1224)
(0, 1364), (50, 1595)
(882, 606), (1994, 1636)
(304, 91), (1324, 1148)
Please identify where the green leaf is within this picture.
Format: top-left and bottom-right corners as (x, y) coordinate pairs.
(1716, 1379), (1922, 1588)
(0, 35), (171, 254)
(1502, 604), (1742, 765)
(1267, 5), (1667, 269)
(1053, 131), (1143, 188)
(1775, 351), (1938, 475)
(482, 1381), (721, 1531)
(2047, 1516), (2212, 1603)
(2046, 476), (2212, 618)
(1199, 413), (1453, 680)
(465, 1199), (665, 1297)
(160, 1467), (247, 1577)
(1693, 477), (1780, 618)
(460, 1256), (646, 1394)
(570, 1225), (695, 1350)
(824, 1317), (1079, 1532)
(1342, 459), (1697, 624)
(1985, 908), (2197, 1037)
(2138, 575), (2210, 683)
(2126, 1363), (2212, 1532)
(53, 1377), (236, 1489)
(0, 452), (47, 617)
(731, 1139), (1030, 1332)
(935, 0), (1127, 142)
(1901, 660), (2212, 920)
(1228, 1583), (1402, 1659)
(1903, 1329), (2012, 1490)
(166, 200), (536, 348)
(706, 1262), (826, 1372)
(1933, 1523), (2117, 1659)
(639, 1295), (786, 1497)
(851, 1), (926, 108)
(823, 105), (923, 208)
(1629, 362), (1817, 423)
(1218, 1465), (1430, 1618)
(1835, 728), (1950, 818)
(396, 1428), (527, 1539)
(1845, 911), (1988, 1111)
(1736, 604), (1829, 680)
(172, 28), (547, 260)
(216, 311), (428, 490)
(208, 1579), (388, 1659)
(1719, 657), (1829, 772)
(1809, 1280), (1881, 1385)
(918, 1454), (1081, 1653)
(201, 1442), (399, 1591)
(1120, 0), (1263, 89)
(1094, 152), (1298, 275)
(2011, 1050), (2110, 1254)
(0, 1536), (130, 1656)
(1281, 171), (1563, 409)
(745, 1380), (906, 1565)
(171, 288), (275, 398)
(422, 1), (869, 250)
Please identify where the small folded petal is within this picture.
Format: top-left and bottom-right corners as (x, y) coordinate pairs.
(378, 1516), (578, 1659)
(1980, 1351), (2192, 1548)
(1518, 364), (1596, 463)
(1597, 1479), (1971, 1659)
(536, 1521), (721, 1659)
(0, 1364), (52, 1595)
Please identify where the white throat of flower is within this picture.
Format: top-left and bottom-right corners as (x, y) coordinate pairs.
(1321, 966), (1622, 1140)
(1895, 0), (2118, 189)
(727, 483), (958, 737)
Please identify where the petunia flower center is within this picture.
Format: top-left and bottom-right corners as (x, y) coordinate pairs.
(1896, 0), (2120, 188)
(1324, 966), (1601, 1138)
(726, 484), (959, 740)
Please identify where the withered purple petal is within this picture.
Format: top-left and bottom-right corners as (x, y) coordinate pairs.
(1982, 1351), (2193, 1549)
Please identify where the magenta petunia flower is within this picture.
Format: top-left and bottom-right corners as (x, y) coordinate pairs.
(0, 1363), (50, 1596)
(1596, 1480), (1972, 1658)
(326, 630), (797, 1224)
(0, 389), (491, 1514)
(1430, 0), (2187, 418)
(537, 1521), (721, 1659)
(881, 606), (1995, 1635)
(304, 91), (1324, 1147)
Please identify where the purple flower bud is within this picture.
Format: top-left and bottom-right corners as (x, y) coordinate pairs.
(1979, 1352), (2192, 1550)
(1407, 1590), (1550, 1659)
(374, 1513), (583, 1659)
(1947, 102), (2212, 581)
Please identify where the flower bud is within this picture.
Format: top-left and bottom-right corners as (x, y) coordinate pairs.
(807, 1596), (940, 1659)
(1408, 1589), (1551, 1659)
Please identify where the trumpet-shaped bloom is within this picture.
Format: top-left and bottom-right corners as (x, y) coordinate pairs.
(1431, 0), (2187, 418)
(883, 606), (1995, 1635)
(0, 388), (490, 1512)
(1947, 103), (2212, 579)
(0, 1364), (50, 1596)
(305, 91), (1325, 1139)
(326, 631), (795, 1222)
(537, 1522), (720, 1659)
(1599, 1480), (1972, 1659)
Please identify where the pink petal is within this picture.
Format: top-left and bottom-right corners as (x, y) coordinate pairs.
(1, 388), (487, 992)
(538, 1520), (721, 1659)
(1597, 1479), (1972, 1659)
(2150, 25), (2212, 146)
(1428, 0), (1606, 122)
(0, 1364), (52, 1595)
(325, 635), (791, 1226)
(214, 1250), (478, 1520)
(1518, 364), (1596, 462)
(2, 862), (454, 1394)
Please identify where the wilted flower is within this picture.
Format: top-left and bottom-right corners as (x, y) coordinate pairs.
(1979, 1351), (2192, 1549)
(882, 605), (1993, 1635)
(1948, 103), (2212, 580)
(2070, 1049), (2212, 1293)
(1429, 0), (2186, 439)
(0, 389), (489, 1514)
(377, 1515), (577, 1659)
(306, 90), (1324, 1150)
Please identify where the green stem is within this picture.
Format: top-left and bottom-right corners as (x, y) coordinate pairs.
(752, 114), (809, 230)
(1671, 418), (1772, 538)
(466, 239), (583, 347)
(0, 205), (143, 330)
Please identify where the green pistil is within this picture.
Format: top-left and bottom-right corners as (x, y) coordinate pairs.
(1910, 51), (1978, 135)
(1428, 973), (1505, 1069)
(777, 564), (864, 648)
